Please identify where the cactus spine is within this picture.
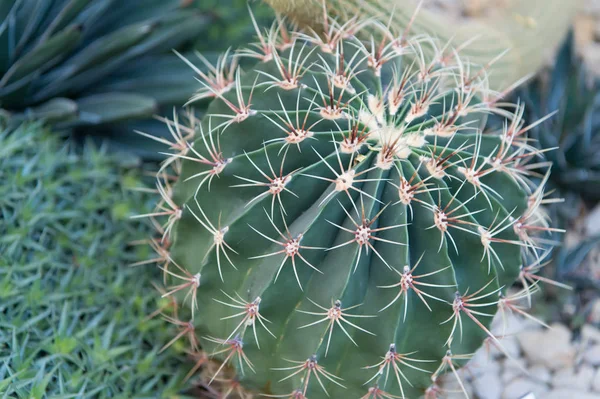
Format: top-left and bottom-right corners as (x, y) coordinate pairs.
(139, 9), (563, 399)
(264, 0), (580, 92)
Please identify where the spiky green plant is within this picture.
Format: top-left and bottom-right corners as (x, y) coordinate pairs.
(512, 33), (600, 291)
(517, 32), (600, 203)
(140, 12), (562, 399)
(0, 0), (273, 157)
(0, 122), (192, 398)
(0, 0), (204, 123)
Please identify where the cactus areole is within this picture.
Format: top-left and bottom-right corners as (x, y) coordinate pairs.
(145, 10), (560, 399)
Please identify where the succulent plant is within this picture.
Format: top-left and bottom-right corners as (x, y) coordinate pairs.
(516, 32), (600, 204)
(0, 122), (192, 397)
(140, 11), (563, 399)
(0, 0), (204, 123)
(0, 0), (273, 158)
(510, 33), (600, 292)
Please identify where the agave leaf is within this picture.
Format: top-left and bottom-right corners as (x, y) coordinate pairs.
(0, 2), (18, 73)
(32, 10), (208, 102)
(0, 1), (14, 22)
(86, 0), (182, 36)
(555, 170), (600, 199)
(40, 22), (154, 83)
(547, 30), (573, 116)
(36, 0), (91, 42)
(88, 67), (195, 107)
(88, 52), (214, 106)
(0, 23), (82, 88)
(86, 118), (179, 159)
(128, 10), (209, 54)
(11, 0), (49, 61)
(557, 234), (600, 280)
(70, 92), (157, 126)
(514, 32), (600, 202)
(0, 1), (272, 158)
(71, 0), (113, 35)
(18, 97), (78, 124)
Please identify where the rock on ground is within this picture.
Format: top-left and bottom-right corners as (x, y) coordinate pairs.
(516, 324), (576, 370)
(438, 314), (600, 398)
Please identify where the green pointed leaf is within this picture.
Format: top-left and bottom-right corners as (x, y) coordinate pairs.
(32, 11), (208, 102)
(0, 24), (82, 88)
(43, 22), (154, 82)
(71, 92), (156, 126)
(18, 97), (78, 123)
(37, 0), (91, 40)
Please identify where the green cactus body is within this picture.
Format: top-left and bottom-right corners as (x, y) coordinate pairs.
(146, 14), (554, 399)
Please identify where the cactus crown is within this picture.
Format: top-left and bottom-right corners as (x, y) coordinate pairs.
(141, 8), (560, 399)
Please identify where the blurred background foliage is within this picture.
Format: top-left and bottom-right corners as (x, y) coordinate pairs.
(517, 33), (600, 206)
(189, 0), (274, 50)
(0, 1), (274, 395)
(511, 34), (600, 289)
(0, 123), (193, 398)
(500, 32), (600, 328)
(0, 0), (273, 159)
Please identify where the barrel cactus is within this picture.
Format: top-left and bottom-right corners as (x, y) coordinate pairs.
(140, 10), (561, 399)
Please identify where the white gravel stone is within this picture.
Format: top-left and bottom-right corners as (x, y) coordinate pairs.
(488, 335), (521, 359)
(545, 389), (600, 399)
(583, 0), (600, 15)
(517, 324), (576, 370)
(529, 365), (552, 384)
(473, 367), (503, 399)
(588, 300), (600, 326)
(592, 368), (600, 392)
(584, 345), (600, 366)
(501, 357), (528, 383)
(585, 204), (600, 236)
(552, 364), (595, 390)
(440, 372), (474, 398)
(490, 310), (532, 337)
(501, 377), (549, 399)
(582, 325), (600, 344)
(470, 346), (497, 370)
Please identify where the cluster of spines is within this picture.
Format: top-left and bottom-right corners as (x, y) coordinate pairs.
(133, 3), (569, 398)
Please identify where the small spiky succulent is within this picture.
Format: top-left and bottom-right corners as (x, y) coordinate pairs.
(516, 32), (600, 203)
(140, 10), (564, 399)
(510, 33), (600, 291)
(0, 123), (192, 397)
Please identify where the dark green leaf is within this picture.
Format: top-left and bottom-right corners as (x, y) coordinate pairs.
(71, 92), (157, 125)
